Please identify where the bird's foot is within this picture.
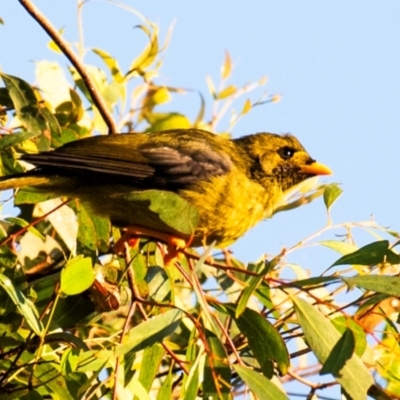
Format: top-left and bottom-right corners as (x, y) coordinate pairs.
(113, 226), (187, 266)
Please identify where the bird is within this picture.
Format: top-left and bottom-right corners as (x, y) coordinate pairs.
(0, 129), (331, 248)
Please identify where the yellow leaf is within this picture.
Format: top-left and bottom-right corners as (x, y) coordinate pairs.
(152, 87), (171, 105)
(206, 75), (216, 97)
(217, 85), (237, 99)
(221, 51), (232, 80)
(241, 99), (252, 115)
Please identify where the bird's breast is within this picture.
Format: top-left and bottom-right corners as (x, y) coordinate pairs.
(180, 171), (281, 246)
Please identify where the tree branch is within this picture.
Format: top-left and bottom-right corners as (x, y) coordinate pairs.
(18, 0), (118, 135)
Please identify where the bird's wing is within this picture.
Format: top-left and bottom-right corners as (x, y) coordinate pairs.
(21, 133), (233, 190)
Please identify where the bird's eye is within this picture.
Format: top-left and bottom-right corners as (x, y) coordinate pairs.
(278, 146), (296, 160)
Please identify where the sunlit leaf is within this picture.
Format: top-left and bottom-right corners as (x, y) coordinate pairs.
(331, 316), (367, 357)
(0, 73), (51, 150)
(320, 240), (358, 255)
(136, 345), (165, 393)
(146, 112), (191, 131)
(234, 365), (289, 400)
(93, 48), (124, 83)
(320, 328), (355, 375)
(117, 189), (199, 237)
(116, 309), (183, 356)
(203, 330), (231, 400)
(233, 306), (289, 376)
(0, 273), (43, 336)
(331, 240), (400, 267)
(323, 183), (343, 211)
(0, 130), (40, 151)
(221, 51), (232, 79)
(47, 27), (65, 53)
(60, 256), (95, 296)
(293, 297), (373, 400)
(217, 85), (237, 99)
(343, 275), (400, 297)
(75, 201), (110, 256)
(5, 216), (44, 241)
(127, 23), (159, 77)
(236, 258), (278, 317)
(241, 99), (252, 115)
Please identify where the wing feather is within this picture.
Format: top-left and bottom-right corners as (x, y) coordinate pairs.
(21, 131), (233, 190)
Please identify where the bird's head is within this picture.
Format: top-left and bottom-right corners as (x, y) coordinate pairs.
(235, 133), (332, 192)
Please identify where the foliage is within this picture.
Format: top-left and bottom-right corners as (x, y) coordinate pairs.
(0, 4), (400, 400)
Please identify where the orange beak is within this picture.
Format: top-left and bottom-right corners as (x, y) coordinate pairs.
(300, 161), (332, 176)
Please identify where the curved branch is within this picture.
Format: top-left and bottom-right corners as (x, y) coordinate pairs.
(18, 0), (118, 135)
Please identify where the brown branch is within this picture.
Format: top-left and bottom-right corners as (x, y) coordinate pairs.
(18, 0), (118, 135)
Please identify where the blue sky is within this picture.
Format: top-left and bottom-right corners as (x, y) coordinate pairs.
(1, 1), (399, 398)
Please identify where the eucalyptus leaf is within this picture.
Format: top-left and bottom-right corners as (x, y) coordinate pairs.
(293, 297), (373, 400)
(331, 240), (400, 267)
(0, 73), (51, 151)
(60, 256), (95, 296)
(343, 275), (400, 296)
(0, 273), (43, 336)
(234, 365), (289, 400)
(116, 309), (183, 356)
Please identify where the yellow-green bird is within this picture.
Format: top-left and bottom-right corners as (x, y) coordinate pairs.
(0, 129), (331, 247)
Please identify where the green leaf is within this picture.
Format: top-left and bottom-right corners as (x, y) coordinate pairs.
(281, 276), (339, 289)
(156, 368), (172, 400)
(331, 240), (400, 267)
(135, 344), (165, 398)
(236, 258), (278, 317)
(0, 73), (51, 151)
(30, 358), (75, 399)
(14, 188), (57, 204)
(45, 332), (89, 351)
(331, 316), (367, 357)
(293, 297), (373, 400)
(343, 275), (400, 296)
(51, 126), (80, 147)
(203, 330), (231, 400)
(55, 89), (84, 128)
(127, 23), (159, 76)
(93, 48), (124, 83)
(323, 183), (343, 210)
(0, 130), (40, 151)
(75, 201), (110, 257)
(367, 384), (395, 400)
(0, 87), (13, 108)
(182, 328), (201, 400)
(60, 256), (95, 295)
(116, 309), (183, 356)
(146, 112), (191, 131)
(118, 190), (199, 237)
(320, 328), (355, 375)
(233, 365), (289, 400)
(33, 273), (96, 329)
(38, 106), (62, 143)
(5, 216), (45, 241)
(234, 307), (289, 377)
(214, 303), (289, 377)
(0, 273), (43, 336)
(320, 240), (358, 255)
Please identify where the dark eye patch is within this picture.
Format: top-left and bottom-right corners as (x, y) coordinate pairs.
(277, 146), (296, 160)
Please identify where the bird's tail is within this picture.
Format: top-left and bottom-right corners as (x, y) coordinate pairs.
(0, 173), (53, 191)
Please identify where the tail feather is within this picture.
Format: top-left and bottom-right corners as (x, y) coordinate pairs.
(0, 173), (52, 191)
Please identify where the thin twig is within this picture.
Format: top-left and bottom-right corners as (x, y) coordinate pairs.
(18, 0), (118, 135)
(112, 267), (137, 400)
